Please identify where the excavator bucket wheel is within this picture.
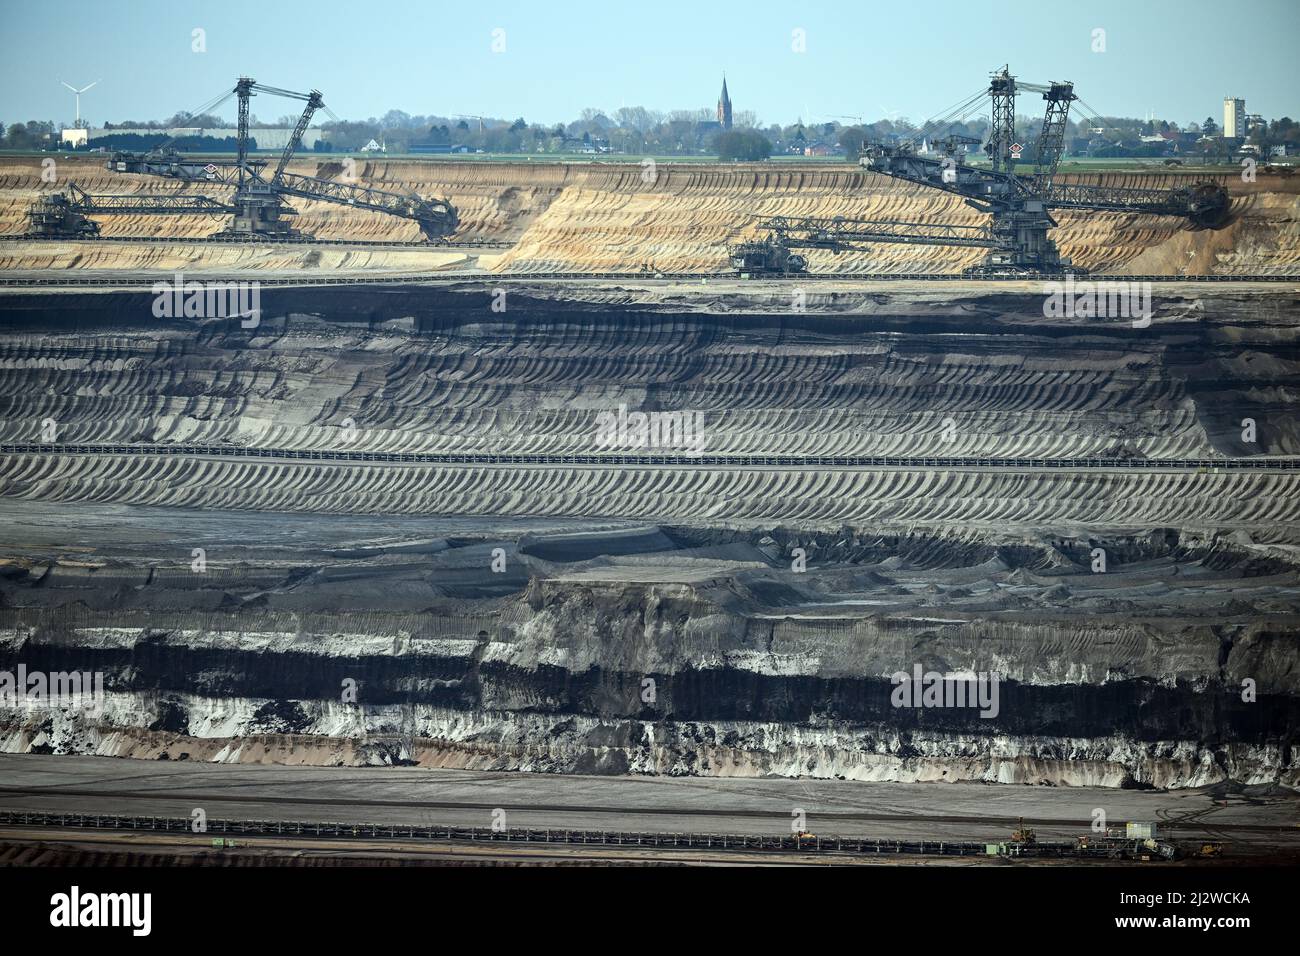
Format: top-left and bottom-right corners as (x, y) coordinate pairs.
(1184, 182), (1232, 228)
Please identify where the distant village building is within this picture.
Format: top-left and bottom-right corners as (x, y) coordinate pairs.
(1223, 97), (1246, 139)
(410, 143), (472, 154)
(717, 77), (733, 130)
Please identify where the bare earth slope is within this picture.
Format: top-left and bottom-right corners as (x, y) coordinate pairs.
(1, 157), (1298, 275)
(0, 285), (1296, 788)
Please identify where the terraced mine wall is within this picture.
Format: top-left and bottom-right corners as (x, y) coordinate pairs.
(2, 156), (1298, 275)
(0, 285), (1297, 788)
(1, 283), (1297, 464)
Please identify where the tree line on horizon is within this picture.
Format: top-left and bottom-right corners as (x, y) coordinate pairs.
(3, 105), (1297, 159)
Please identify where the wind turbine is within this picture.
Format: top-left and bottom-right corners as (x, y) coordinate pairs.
(60, 79), (100, 128)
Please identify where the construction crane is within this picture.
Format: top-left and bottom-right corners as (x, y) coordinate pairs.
(732, 66), (1231, 276)
(31, 78), (459, 242)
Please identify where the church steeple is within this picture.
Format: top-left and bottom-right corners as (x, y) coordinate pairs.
(717, 75), (733, 130)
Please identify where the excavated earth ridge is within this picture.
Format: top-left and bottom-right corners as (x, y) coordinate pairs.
(1, 514), (1297, 789)
(0, 284), (1296, 788)
(1, 157), (1298, 275)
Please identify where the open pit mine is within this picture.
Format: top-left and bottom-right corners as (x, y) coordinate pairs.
(0, 133), (1298, 867)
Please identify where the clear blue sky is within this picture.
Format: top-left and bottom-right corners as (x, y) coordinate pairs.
(2, 0), (1296, 128)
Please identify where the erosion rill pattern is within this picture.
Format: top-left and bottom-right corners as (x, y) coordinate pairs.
(0, 284), (1296, 788)
(0, 157), (573, 242)
(1, 157), (1298, 275)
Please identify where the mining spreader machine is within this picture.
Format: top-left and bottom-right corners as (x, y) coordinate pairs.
(730, 66), (1230, 277)
(27, 77), (459, 242)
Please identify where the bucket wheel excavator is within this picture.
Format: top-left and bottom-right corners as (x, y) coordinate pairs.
(27, 77), (459, 242)
(730, 66), (1231, 276)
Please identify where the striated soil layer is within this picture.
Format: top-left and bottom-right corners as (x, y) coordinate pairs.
(0, 156), (1298, 275)
(0, 285), (1296, 788)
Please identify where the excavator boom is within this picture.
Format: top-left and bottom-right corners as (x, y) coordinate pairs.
(273, 171), (459, 240)
(272, 89), (324, 186)
(92, 78), (460, 242)
(740, 66), (1233, 276)
(27, 183), (234, 238)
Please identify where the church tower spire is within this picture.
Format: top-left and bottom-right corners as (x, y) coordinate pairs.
(717, 75), (733, 130)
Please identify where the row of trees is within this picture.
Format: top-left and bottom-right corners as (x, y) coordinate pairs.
(6, 105), (1297, 160)
(90, 132), (246, 152)
(316, 107), (766, 154)
(317, 108), (1299, 158)
(101, 111), (313, 130)
(2, 121), (56, 150)
(1247, 116), (1300, 153)
(716, 130), (772, 161)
